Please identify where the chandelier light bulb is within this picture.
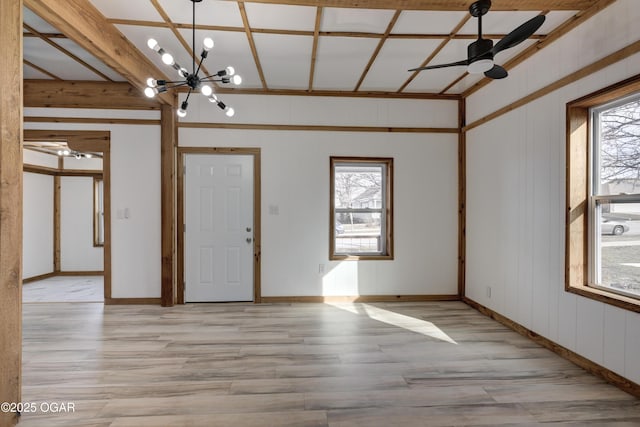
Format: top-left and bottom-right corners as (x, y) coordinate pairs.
(225, 66), (235, 76)
(57, 150), (63, 156)
(144, 87), (157, 98)
(208, 93), (219, 103)
(224, 106), (235, 117)
(161, 52), (175, 66)
(63, 150), (70, 156)
(86, 154), (93, 159)
(178, 67), (188, 78)
(147, 38), (159, 51)
(177, 101), (188, 118)
(232, 75), (242, 85)
(201, 84), (213, 96)
(146, 77), (157, 87)
(203, 37), (214, 51)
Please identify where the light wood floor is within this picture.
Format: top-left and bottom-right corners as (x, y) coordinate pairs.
(20, 301), (640, 426)
(23, 276), (103, 303)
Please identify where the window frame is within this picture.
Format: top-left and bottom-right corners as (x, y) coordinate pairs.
(93, 176), (104, 247)
(330, 156), (394, 261)
(566, 75), (640, 312)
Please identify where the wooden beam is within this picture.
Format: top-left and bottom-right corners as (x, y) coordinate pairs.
(53, 174), (61, 272)
(180, 121), (458, 133)
(0, 1), (22, 425)
(308, 7), (322, 91)
(462, 0), (616, 97)
(458, 98), (466, 298)
(23, 164), (103, 177)
(24, 80), (161, 110)
(24, 130), (110, 149)
(211, 87), (460, 100)
(161, 102), (176, 307)
(238, 0), (593, 11)
(354, 10), (401, 92)
(25, 117), (161, 126)
(23, 59), (61, 80)
(238, 2), (268, 89)
(23, 23), (113, 81)
(23, 0), (173, 105)
(107, 18), (545, 40)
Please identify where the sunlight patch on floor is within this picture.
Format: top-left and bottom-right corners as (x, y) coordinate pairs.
(620, 263), (640, 268)
(327, 302), (457, 344)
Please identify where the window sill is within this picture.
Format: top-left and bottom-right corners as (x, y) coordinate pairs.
(566, 283), (640, 313)
(331, 254), (394, 261)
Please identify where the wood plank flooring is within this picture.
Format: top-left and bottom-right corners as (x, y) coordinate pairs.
(22, 276), (103, 303)
(19, 301), (640, 426)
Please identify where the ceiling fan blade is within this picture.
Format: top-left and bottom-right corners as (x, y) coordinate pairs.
(409, 59), (469, 72)
(484, 64), (508, 79)
(492, 15), (545, 54)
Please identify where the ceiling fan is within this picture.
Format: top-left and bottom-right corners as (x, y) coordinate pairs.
(409, 0), (545, 79)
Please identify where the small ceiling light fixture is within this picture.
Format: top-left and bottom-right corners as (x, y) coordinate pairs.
(144, 0), (241, 118)
(57, 149), (94, 159)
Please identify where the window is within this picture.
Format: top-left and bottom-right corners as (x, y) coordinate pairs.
(330, 157), (393, 260)
(93, 177), (104, 247)
(590, 94), (640, 299)
(566, 76), (640, 311)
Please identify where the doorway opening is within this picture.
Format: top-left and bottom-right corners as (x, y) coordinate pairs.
(23, 130), (112, 302)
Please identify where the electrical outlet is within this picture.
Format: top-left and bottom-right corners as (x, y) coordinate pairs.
(486, 286), (492, 298)
(318, 263), (325, 275)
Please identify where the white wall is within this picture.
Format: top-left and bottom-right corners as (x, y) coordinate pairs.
(23, 172), (54, 278)
(25, 97), (458, 299)
(465, 0), (640, 384)
(23, 149), (58, 168)
(180, 95), (459, 297)
(60, 176), (103, 271)
(24, 114), (162, 299)
(63, 156), (103, 170)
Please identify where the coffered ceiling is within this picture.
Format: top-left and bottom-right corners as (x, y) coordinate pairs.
(22, 0), (613, 99)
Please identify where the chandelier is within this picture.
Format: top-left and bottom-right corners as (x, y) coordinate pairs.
(143, 0), (242, 117)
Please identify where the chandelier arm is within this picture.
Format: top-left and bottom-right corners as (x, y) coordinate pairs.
(200, 75), (224, 81)
(161, 80), (189, 85)
(165, 82), (190, 90)
(194, 54), (206, 80)
(184, 87), (194, 104)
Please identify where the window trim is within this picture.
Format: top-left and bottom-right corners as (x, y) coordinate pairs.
(566, 74), (640, 312)
(330, 156), (394, 261)
(93, 176), (104, 247)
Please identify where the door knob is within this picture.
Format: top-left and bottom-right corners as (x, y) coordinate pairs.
(246, 227), (252, 232)
(246, 237), (252, 243)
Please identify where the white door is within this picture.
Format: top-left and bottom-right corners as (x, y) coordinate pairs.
(184, 154), (254, 302)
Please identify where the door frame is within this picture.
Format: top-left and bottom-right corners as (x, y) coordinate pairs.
(177, 147), (261, 304)
(23, 130), (112, 301)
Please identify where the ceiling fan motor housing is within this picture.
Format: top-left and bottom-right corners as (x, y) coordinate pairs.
(468, 38), (493, 62)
